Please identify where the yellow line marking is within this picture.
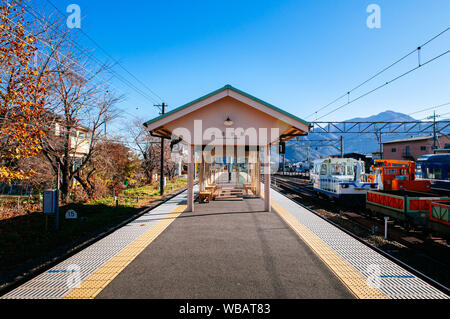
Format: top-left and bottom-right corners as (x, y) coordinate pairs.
(271, 200), (387, 299)
(63, 205), (186, 299)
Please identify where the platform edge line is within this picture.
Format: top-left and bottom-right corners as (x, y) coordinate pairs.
(62, 205), (187, 299)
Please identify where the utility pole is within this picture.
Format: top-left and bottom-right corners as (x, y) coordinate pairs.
(431, 111), (440, 151)
(375, 130), (382, 159)
(154, 102), (166, 196)
(306, 145), (310, 163)
(340, 136), (344, 158)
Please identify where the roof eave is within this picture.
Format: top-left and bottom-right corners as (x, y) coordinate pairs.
(143, 85), (310, 128)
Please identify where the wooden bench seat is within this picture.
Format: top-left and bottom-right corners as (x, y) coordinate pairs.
(198, 191), (213, 203)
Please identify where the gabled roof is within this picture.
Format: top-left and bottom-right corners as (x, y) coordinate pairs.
(143, 84), (310, 127)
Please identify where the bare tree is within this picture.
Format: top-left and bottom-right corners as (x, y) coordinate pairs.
(127, 119), (162, 184)
(27, 9), (121, 202)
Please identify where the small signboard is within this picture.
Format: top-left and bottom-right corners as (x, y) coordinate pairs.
(279, 142), (286, 154)
(43, 190), (57, 214)
(65, 210), (78, 219)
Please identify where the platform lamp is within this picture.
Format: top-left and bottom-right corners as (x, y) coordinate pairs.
(224, 117), (234, 126)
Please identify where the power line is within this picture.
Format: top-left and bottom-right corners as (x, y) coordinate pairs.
(3, 3), (158, 121)
(43, 0), (164, 103)
(315, 48), (450, 120)
(407, 101), (450, 116)
(418, 110), (450, 121)
(14, 0), (162, 107)
(306, 26), (450, 120)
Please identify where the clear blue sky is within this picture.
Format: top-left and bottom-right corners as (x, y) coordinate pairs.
(46, 0), (450, 125)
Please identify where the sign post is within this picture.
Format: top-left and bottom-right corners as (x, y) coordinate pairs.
(56, 163), (60, 231)
(384, 216), (389, 239)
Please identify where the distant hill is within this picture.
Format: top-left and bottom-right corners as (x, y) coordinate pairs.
(285, 110), (448, 162)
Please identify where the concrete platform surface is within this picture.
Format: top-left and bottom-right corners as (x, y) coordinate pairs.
(96, 198), (354, 299)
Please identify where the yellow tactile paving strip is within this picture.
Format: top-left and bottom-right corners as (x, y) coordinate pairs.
(63, 205), (186, 299)
(271, 200), (388, 299)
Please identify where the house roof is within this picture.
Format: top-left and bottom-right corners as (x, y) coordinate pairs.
(143, 85), (310, 128)
(382, 135), (438, 145)
(45, 112), (91, 132)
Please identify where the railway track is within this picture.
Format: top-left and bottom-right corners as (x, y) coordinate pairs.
(271, 174), (450, 289)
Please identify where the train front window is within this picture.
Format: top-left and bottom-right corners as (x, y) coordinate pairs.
(346, 165), (354, 175)
(427, 168), (442, 179)
(320, 164), (327, 175)
(434, 168), (442, 179)
(416, 164), (422, 175)
(331, 164), (344, 175)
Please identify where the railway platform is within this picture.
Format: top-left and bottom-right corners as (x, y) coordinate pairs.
(1, 185), (448, 299)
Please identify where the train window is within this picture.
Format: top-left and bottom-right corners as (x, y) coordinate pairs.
(434, 168), (442, 179)
(346, 165), (354, 175)
(320, 164), (327, 175)
(385, 169), (397, 175)
(331, 164), (344, 175)
(428, 168), (442, 179)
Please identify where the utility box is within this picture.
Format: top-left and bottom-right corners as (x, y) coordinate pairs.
(43, 190), (57, 214)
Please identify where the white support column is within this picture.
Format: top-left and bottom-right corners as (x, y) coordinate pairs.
(199, 151), (204, 192)
(256, 150), (261, 197)
(187, 144), (194, 212)
(264, 145), (271, 212)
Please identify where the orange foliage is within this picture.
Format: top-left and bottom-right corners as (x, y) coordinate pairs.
(0, 2), (51, 181)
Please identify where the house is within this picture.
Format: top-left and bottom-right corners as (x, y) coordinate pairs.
(46, 113), (92, 160)
(50, 116), (91, 158)
(382, 134), (450, 161)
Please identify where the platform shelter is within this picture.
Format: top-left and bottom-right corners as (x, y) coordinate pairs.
(144, 85), (310, 212)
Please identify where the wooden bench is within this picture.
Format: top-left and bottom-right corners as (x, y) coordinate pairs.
(243, 183), (252, 195)
(205, 185), (217, 199)
(198, 191), (213, 203)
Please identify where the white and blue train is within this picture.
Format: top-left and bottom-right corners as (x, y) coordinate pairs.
(310, 157), (378, 205)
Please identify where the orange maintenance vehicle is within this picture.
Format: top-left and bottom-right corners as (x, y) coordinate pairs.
(367, 160), (431, 192)
(366, 160), (449, 236)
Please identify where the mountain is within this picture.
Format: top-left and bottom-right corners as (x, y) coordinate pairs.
(284, 110), (448, 162)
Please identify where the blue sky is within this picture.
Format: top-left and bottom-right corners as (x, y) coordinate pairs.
(46, 0), (450, 126)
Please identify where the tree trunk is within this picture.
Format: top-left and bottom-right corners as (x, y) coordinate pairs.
(61, 128), (71, 203)
(60, 162), (71, 203)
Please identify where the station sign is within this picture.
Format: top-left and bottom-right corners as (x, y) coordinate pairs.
(65, 209), (78, 219)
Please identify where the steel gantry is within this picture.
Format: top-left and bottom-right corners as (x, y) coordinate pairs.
(309, 120), (450, 134)
(285, 120), (450, 161)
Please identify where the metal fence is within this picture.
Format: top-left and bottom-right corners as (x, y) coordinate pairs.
(0, 182), (33, 196)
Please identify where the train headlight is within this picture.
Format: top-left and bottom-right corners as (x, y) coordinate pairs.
(341, 184), (349, 188)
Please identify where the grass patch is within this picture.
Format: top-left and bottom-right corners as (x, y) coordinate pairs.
(0, 179), (186, 279)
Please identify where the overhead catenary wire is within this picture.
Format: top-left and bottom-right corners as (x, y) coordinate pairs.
(407, 101), (450, 116)
(418, 110), (450, 121)
(306, 26), (450, 120)
(315, 48), (450, 120)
